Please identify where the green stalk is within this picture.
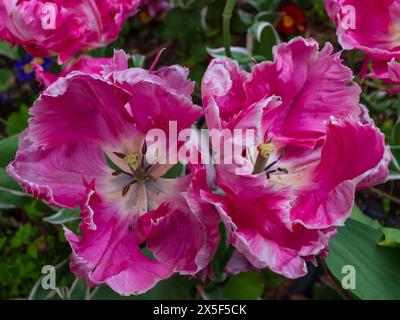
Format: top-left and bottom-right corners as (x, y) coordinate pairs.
(223, 0), (237, 58)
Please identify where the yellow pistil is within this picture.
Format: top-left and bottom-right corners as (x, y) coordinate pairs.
(253, 143), (275, 175)
(124, 153), (140, 170)
(257, 143), (275, 159)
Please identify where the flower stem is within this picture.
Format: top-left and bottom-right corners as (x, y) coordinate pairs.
(219, 245), (235, 273)
(223, 0), (237, 58)
(370, 187), (400, 205)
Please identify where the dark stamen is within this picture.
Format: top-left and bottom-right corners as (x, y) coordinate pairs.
(277, 167), (289, 174)
(113, 152), (126, 159)
(266, 169), (277, 180)
(142, 140), (147, 155)
(112, 169), (123, 176)
(122, 183), (131, 196)
(128, 164), (136, 175)
(264, 149), (286, 173)
(264, 159), (278, 172)
(122, 181), (137, 197)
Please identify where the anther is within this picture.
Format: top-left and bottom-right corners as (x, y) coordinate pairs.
(277, 167), (289, 174)
(113, 152), (126, 159)
(122, 183), (131, 196)
(266, 169), (277, 179)
(122, 181), (137, 197)
(112, 169), (123, 176)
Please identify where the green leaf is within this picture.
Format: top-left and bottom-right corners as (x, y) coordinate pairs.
(0, 134), (19, 167)
(0, 168), (32, 209)
(250, 21), (280, 43)
(5, 105), (29, 136)
(29, 259), (69, 300)
(256, 11), (282, 24)
(391, 119), (400, 175)
(379, 228), (400, 248)
(250, 21), (280, 60)
(43, 209), (81, 225)
(207, 46), (264, 64)
(0, 168), (21, 191)
(162, 162), (184, 179)
(238, 10), (255, 25)
(165, 8), (201, 37)
(131, 54), (145, 68)
(223, 272), (264, 300)
(326, 219), (400, 299)
(0, 69), (13, 91)
(0, 237), (7, 251)
(312, 283), (342, 300)
(211, 223), (229, 282)
(68, 279), (87, 300)
(0, 41), (20, 60)
(27, 243), (38, 258)
(350, 204), (381, 229)
(90, 275), (196, 300)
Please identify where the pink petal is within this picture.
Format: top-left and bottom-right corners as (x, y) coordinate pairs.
(202, 171), (334, 279)
(0, 0), (140, 63)
(369, 58), (400, 93)
(325, 0), (400, 60)
(65, 194), (173, 296)
(154, 65), (195, 98)
(7, 130), (109, 209)
(120, 75), (202, 133)
(246, 38), (361, 148)
(291, 120), (387, 228)
(202, 58), (249, 125)
(29, 73), (136, 149)
(36, 55), (115, 89)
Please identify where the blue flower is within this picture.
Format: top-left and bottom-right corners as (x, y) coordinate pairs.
(15, 55), (52, 83)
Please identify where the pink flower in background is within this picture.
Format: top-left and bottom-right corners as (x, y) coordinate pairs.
(325, 0), (400, 61)
(141, 0), (171, 17)
(325, 1), (400, 90)
(34, 55), (114, 88)
(0, 0), (141, 63)
(368, 58), (400, 93)
(7, 50), (220, 295)
(201, 38), (389, 278)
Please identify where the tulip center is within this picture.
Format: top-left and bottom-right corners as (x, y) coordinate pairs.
(111, 149), (155, 197)
(252, 143), (289, 179)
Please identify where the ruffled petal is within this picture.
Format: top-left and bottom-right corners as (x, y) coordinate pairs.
(246, 38), (361, 148)
(291, 120), (387, 228)
(202, 57), (249, 124)
(35, 55), (114, 88)
(126, 81), (202, 134)
(202, 170), (334, 278)
(0, 0), (140, 63)
(6, 129), (110, 209)
(29, 73), (137, 150)
(65, 193), (173, 296)
(154, 65), (195, 99)
(139, 169), (220, 275)
(369, 58), (400, 93)
(110, 68), (202, 135)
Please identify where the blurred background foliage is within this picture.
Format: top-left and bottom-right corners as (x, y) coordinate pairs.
(0, 0), (399, 300)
